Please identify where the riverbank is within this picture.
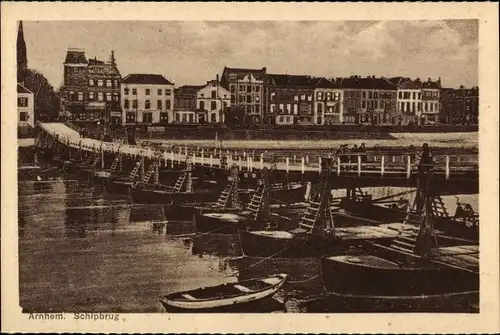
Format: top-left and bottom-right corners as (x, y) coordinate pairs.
(144, 132), (478, 150)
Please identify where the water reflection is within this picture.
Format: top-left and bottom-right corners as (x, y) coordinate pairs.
(18, 179), (478, 313)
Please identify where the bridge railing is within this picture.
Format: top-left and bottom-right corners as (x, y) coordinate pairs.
(38, 122), (479, 180)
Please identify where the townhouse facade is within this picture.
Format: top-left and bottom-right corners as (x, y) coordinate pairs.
(265, 74), (315, 125)
(314, 77), (343, 125)
(17, 83), (34, 127)
(87, 52), (121, 125)
(173, 78), (231, 124)
(440, 86), (479, 125)
(221, 67), (266, 125)
(195, 79), (231, 124)
(389, 77), (423, 125)
(60, 49), (121, 125)
(121, 74), (174, 125)
(421, 78), (442, 124)
(339, 76), (397, 125)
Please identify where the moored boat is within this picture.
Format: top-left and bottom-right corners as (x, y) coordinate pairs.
(320, 167), (480, 312)
(159, 273), (288, 312)
(320, 251), (479, 312)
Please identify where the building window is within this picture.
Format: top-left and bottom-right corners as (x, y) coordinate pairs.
(271, 92), (276, 101)
(270, 104), (276, 113)
(256, 86), (260, 92)
(98, 92), (103, 101)
(124, 88), (129, 95)
(247, 95), (252, 103)
(157, 100), (162, 109)
(188, 114), (194, 123)
(145, 100), (150, 109)
(166, 100), (171, 110)
(255, 96), (260, 103)
(124, 99), (130, 109)
(18, 97), (28, 107)
(160, 113), (168, 122)
(19, 111), (28, 121)
(106, 80), (112, 88)
(143, 112), (153, 123)
(175, 113), (180, 122)
(211, 90), (216, 98)
(255, 105), (260, 114)
(97, 80), (103, 87)
(211, 101), (217, 110)
(373, 92), (378, 99)
(239, 85), (245, 92)
(76, 92), (83, 101)
(211, 113), (216, 123)
(89, 79), (94, 86)
(301, 94), (306, 101)
(126, 112), (135, 122)
(89, 92), (94, 100)
(279, 104), (284, 113)
(412, 102), (415, 112)
(132, 88), (137, 95)
(230, 85), (236, 93)
(145, 89), (150, 96)
(106, 93), (112, 101)
(239, 95), (245, 103)
(114, 80), (119, 88)
(200, 101), (205, 111)
(279, 116), (284, 123)
(362, 101), (366, 109)
(157, 89), (162, 96)
(132, 100), (138, 108)
(231, 96), (235, 103)
(165, 89), (171, 96)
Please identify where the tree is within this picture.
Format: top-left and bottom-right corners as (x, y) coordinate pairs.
(20, 69), (60, 122)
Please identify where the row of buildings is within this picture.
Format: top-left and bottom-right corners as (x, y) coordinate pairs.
(60, 49), (479, 127)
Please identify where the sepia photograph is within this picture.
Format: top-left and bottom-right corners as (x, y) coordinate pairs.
(2, 2), (499, 334)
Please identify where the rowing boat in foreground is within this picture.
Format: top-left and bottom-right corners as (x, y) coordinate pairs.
(159, 274), (288, 312)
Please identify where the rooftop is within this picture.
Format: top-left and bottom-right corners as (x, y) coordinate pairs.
(64, 50), (87, 65)
(122, 74), (174, 85)
(17, 82), (33, 94)
(339, 76), (397, 90)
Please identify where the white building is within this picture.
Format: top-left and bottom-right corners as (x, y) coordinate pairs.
(17, 83), (34, 127)
(173, 79), (231, 124)
(121, 74), (174, 124)
(196, 80), (231, 123)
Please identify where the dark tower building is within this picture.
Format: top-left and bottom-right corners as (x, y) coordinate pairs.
(17, 21), (28, 82)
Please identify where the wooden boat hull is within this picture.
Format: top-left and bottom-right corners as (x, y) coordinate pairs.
(340, 198), (410, 223)
(320, 255), (479, 307)
(105, 179), (133, 195)
(159, 274), (288, 312)
(131, 187), (220, 205)
(308, 290), (479, 313)
(238, 230), (374, 258)
(194, 210), (251, 234)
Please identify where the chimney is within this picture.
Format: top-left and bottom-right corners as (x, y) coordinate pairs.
(427, 77), (431, 82)
(216, 74), (219, 83)
(110, 50), (116, 65)
(262, 67), (267, 73)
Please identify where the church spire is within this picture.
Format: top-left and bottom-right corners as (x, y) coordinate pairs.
(17, 20), (28, 82)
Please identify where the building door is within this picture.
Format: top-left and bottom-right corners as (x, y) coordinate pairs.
(198, 113), (205, 124)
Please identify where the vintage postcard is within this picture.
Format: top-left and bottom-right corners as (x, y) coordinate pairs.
(1, 2), (499, 334)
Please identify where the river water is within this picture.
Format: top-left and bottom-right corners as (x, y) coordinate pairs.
(18, 172), (478, 313)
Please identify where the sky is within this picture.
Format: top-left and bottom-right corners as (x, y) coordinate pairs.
(21, 20), (478, 89)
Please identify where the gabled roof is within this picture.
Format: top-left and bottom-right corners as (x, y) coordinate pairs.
(122, 74), (174, 85)
(64, 50), (87, 64)
(17, 82), (32, 94)
(422, 80), (441, 90)
(175, 85), (205, 96)
(339, 77), (397, 90)
(222, 66), (266, 80)
(267, 74), (314, 87)
(315, 77), (341, 89)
